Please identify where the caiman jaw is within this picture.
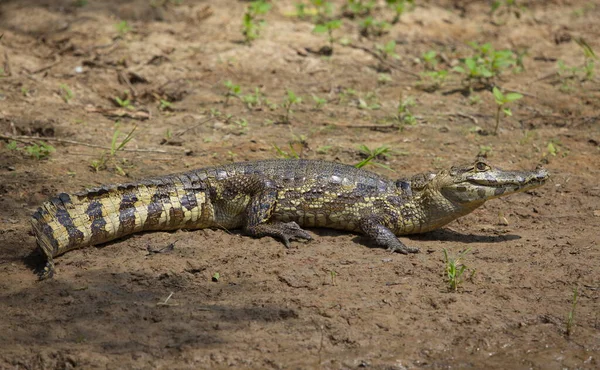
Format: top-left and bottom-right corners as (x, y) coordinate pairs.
(439, 159), (550, 205)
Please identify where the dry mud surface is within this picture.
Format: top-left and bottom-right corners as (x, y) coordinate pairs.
(0, 0), (599, 369)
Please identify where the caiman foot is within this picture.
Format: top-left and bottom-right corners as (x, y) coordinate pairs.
(38, 260), (55, 280)
(360, 216), (420, 254)
(246, 221), (312, 248)
(386, 239), (420, 255)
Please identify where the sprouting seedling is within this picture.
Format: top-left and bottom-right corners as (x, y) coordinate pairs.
(242, 0), (272, 44)
(59, 84), (74, 103)
(491, 0), (524, 19)
(311, 94), (327, 109)
(242, 87), (265, 109)
(232, 118), (249, 135)
(565, 287), (578, 336)
(281, 89), (302, 123)
(115, 20), (131, 35)
(492, 86), (523, 135)
(273, 143), (300, 159)
(417, 70), (448, 91)
(453, 43), (518, 86)
(110, 124), (136, 157)
(345, 0), (375, 17)
(114, 96), (133, 110)
(310, 0), (334, 22)
(354, 145), (392, 170)
(313, 19), (342, 51)
(90, 124), (137, 175)
(159, 99), (172, 111)
(394, 96), (417, 125)
(376, 40), (398, 60)
(24, 142), (55, 160)
(422, 50), (438, 70)
(443, 248), (474, 291)
(385, 0), (415, 24)
(223, 80), (242, 106)
(575, 37), (597, 80)
(359, 16), (390, 37)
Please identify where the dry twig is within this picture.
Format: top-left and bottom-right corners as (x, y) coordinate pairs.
(0, 134), (180, 154)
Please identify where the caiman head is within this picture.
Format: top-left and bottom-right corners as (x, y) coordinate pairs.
(397, 158), (549, 233)
(433, 157), (549, 204)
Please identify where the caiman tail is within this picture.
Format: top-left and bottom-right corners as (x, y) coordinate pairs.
(31, 173), (214, 279)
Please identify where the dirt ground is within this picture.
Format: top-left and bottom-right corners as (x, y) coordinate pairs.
(0, 0), (599, 368)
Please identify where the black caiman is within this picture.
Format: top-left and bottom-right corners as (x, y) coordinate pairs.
(31, 158), (548, 279)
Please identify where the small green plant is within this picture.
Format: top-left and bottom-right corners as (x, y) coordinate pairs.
(394, 97), (417, 125)
(232, 118), (249, 135)
(492, 86), (523, 135)
(565, 287), (578, 336)
(544, 139), (568, 158)
(24, 142), (55, 160)
(242, 0), (272, 44)
(114, 96), (133, 110)
(376, 40), (398, 60)
(90, 124), (137, 175)
(313, 19), (342, 51)
(59, 84), (74, 103)
(6, 140), (55, 159)
(212, 272), (220, 282)
(311, 0), (334, 22)
(312, 94), (327, 109)
(73, 0), (88, 6)
(377, 73), (392, 84)
(159, 99), (172, 111)
(453, 43), (518, 86)
(443, 248), (474, 291)
(295, 3), (308, 18)
(316, 145), (332, 154)
(330, 270), (337, 285)
(164, 128), (173, 141)
(242, 87), (265, 109)
(468, 90), (482, 105)
(337, 88), (357, 104)
(344, 0), (375, 17)
(417, 70), (448, 91)
(385, 0), (414, 24)
(478, 144), (493, 157)
(359, 16), (390, 37)
(273, 143), (301, 159)
(422, 50), (438, 70)
(357, 91), (380, 110)
(557, 38), (597, 86)
(281, 89), (302, 123)
(115, 21), (131, 35)
(7, 140), (18, 150)
(491, 0), (525, 20)
(223, 80), (242, 106)
(355, 145), (392, 170)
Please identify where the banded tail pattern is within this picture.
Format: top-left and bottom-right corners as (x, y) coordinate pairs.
(31, 173), (215, 279)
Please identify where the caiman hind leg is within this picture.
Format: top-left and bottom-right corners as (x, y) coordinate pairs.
(239, 178), (312, 247)
(359, 216), (419, 254)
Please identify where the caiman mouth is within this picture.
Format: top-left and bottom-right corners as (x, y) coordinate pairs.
(442, 164), (550, 204)
(468, 168), (550, 189)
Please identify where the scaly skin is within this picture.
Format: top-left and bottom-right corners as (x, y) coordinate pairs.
(31, 158), (549, 279)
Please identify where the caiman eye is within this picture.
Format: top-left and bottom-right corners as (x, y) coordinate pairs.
(475, 161), (488, 171)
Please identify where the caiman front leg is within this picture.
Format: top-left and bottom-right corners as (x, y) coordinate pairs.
(236, 178), (312, 247)
(359, 216), (419, 254)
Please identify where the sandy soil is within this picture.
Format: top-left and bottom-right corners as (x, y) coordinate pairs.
(0, 0), (599, 368)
